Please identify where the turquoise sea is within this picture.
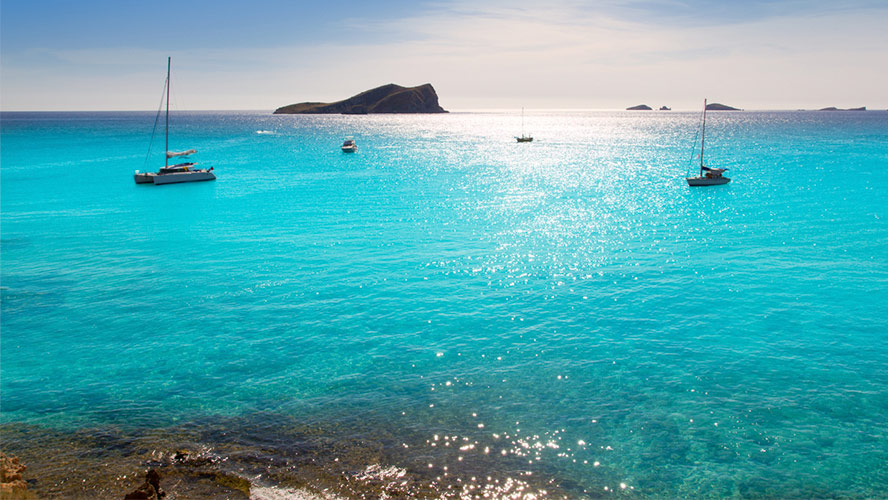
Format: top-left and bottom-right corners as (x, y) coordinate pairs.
(2, 109), (887, 498)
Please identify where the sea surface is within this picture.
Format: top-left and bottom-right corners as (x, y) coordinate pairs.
(1, 109), (887, 498)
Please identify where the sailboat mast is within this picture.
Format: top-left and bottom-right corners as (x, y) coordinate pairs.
(700, 98), (707, 175)
(165, 57), (170, 168)
(521, 107), (525, 136)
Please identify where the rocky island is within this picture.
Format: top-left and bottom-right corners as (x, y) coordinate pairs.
(818, 106), (866, 111)
(274, 83), (447, 114)
(705, 103), (741, 111)
(626, 104), (652, 110)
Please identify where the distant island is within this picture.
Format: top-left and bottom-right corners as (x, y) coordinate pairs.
(818, 106), (866, 111)
(273, 83), (447, 114)
(706, 103), (741, 111)
(626, 104), (652, 110)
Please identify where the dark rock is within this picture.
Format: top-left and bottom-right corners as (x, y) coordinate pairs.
(626, 104), (652, 110)
(274, 83), (447, 114)
(123, 484), (155, 500)
(123, 469), (165, 500)
(146, 470), (162, 494)
(706, 102), (741, 111)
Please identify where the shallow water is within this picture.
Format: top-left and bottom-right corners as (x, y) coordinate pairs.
(2, 110), (887, 498)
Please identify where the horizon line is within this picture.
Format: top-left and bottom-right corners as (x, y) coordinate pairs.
(2, 107), (884, 114)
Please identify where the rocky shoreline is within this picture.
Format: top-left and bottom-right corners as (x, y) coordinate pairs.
(0, 414), (573, 499)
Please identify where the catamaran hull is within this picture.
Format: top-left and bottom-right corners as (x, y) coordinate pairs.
(134, 172), (155, 184)
(135, 170), (215, 185)
(152, 171), (216, 185)
(687, 176), (730, 186)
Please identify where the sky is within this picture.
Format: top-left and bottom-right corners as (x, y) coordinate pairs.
(1, 0), (886, 111)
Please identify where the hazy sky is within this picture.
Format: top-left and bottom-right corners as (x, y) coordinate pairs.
(2, 0), (886, 111)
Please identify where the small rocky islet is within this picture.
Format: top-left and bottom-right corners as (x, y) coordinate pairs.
(274, 83), (447, 114)
(704, 102), (741, 111)
(818, 106), (866, 111)
(626, 103), (742, 111)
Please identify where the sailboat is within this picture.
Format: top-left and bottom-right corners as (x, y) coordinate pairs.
(135, 57), (216, 185)
(515, 107), (533, 143)
(686, 99), (730, 186)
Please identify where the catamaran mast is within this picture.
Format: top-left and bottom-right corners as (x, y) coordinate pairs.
(700, 98), (707, 175)
(165, 57), (170, 168)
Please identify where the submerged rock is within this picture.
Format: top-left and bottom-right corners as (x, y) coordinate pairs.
(123, 469), (165, 500)
(274, 83), (448, 114)
(0, 452), (30, 499)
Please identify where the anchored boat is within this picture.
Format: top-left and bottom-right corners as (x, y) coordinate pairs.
(515, 107), (533, 143)
(341, 137), (358, 153)
(135, 57), (216, 185)
(686, 99), (730, 186)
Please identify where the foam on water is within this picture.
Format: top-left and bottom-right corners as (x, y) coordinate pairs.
(250, 486), (332, 500)
(2, 110), (887, 497)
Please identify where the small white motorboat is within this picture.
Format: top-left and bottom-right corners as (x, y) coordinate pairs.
(341, 137), (358, 153)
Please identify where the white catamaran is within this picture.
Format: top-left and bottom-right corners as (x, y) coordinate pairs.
(135, 57), (216, 185)
(686, 99), (730, 186)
